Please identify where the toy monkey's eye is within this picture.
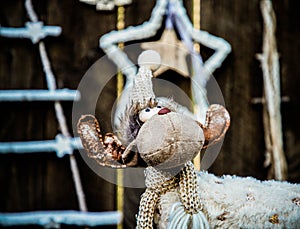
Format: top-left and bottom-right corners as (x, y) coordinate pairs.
(157, 105), (161, 108)
(139, 107), (158, 122)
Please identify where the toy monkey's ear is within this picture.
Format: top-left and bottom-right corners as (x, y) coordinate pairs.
(197, 104), (230, 149)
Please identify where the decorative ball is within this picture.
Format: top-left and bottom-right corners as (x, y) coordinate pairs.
(138, 50), (161, 71)
(136, 112), (204, 168)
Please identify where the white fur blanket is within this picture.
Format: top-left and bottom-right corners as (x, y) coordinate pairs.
(156, 172), (300, 228)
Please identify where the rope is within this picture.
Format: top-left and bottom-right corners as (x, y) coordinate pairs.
(192, 0), (202, 171)
(25, 0), (88, 212)
(193, 0), (201, 53)
(116, 5), (126, 229)
(257, 0), (287, 180)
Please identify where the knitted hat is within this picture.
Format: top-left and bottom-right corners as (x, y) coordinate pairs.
(129, 50), (161, 109)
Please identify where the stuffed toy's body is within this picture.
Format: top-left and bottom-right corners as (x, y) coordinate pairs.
(77, 50), (300, 229)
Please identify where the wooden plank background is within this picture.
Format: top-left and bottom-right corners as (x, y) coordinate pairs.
(0, 0), (299, 228)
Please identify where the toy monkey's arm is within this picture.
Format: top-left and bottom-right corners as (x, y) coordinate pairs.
(77, 114), (140, 168)
(197, 104), (230, 149)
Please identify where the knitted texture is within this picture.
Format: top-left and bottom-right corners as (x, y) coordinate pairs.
(136, 167), (179, 229)
(129, 67), (155, 110)
(178, 161), (202, 214)
(136, 162), (208, 229)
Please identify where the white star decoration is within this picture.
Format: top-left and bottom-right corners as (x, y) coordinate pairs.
(100, 0), (231, 81)
(26, 21), (48, 43)
(100, 0), (231, 123)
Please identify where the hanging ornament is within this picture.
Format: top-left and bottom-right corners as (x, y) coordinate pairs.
(99, 0), (231, 126)
(141, 23), (190, 77)
(100, 0), (231, 81)
(79, 0), (132, 11)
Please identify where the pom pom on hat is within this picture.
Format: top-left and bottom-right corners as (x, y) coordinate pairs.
(138, 50), (161, 71)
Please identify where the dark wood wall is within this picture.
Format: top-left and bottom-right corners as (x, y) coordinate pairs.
(1, 0), (299, 228)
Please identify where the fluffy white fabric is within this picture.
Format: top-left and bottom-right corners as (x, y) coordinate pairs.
(156, 172), (300, 228)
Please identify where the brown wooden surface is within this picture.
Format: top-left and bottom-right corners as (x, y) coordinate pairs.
(1, 0), (299, 228)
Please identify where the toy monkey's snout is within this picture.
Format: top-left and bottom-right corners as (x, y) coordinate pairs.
(136, 112), (204, 168)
